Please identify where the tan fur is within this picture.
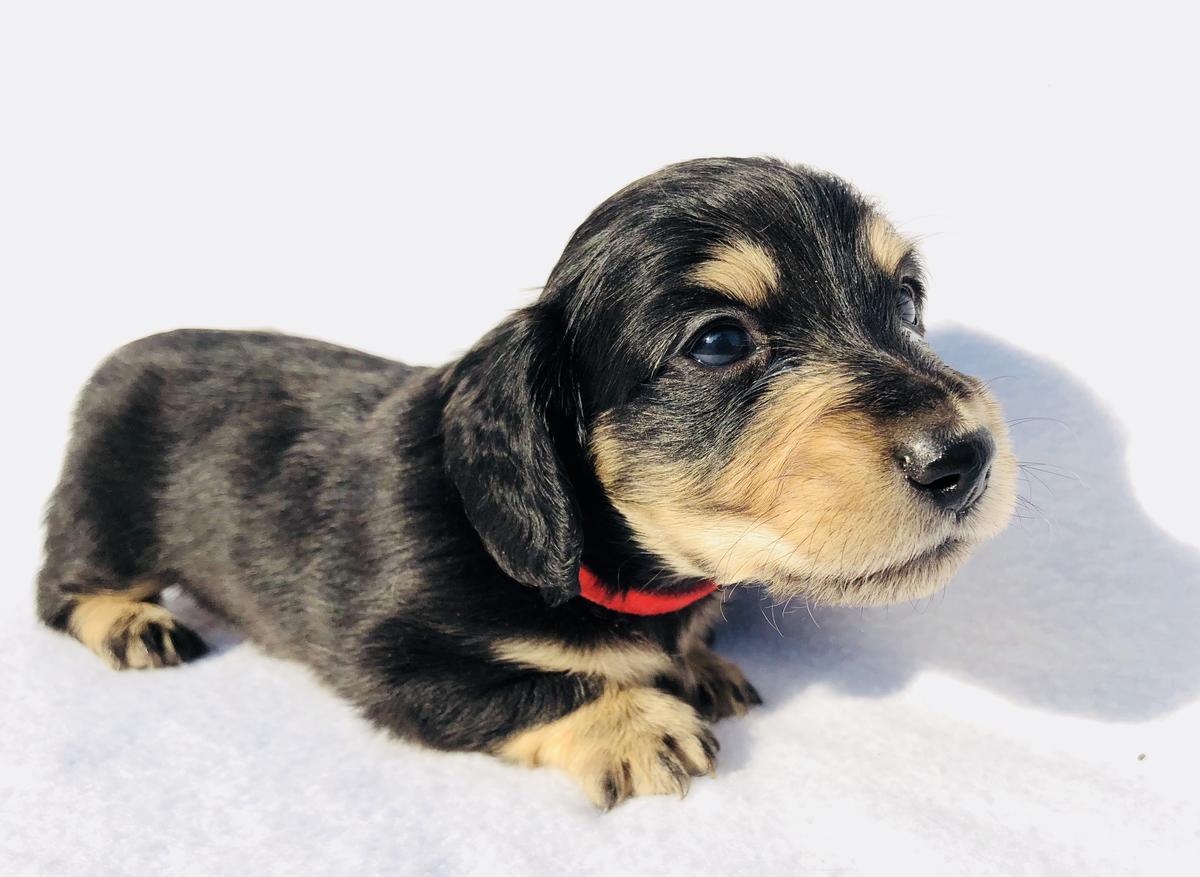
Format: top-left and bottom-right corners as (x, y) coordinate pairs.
(493, 637), (673, 685)
(66, 579), (185, 670)
(499, 684), (716, 808)
(689, 239), (780, 307)
(865, 214), (912, 274)
(592, 366), (1018, 606)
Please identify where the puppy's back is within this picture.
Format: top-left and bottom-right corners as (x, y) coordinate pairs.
(37, 329), (423, 662)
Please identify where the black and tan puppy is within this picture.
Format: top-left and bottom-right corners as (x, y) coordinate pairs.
(37, 157), (1017, 808)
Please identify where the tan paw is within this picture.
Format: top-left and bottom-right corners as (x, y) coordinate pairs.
(500, 686), (719, 809)
(68, 593), (208, 670)
(683, 647), (762, 721)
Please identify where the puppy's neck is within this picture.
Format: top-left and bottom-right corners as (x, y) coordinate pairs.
(570, 459), (705, 597)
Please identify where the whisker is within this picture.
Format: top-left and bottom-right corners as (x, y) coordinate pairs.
(1013, 480), (1055, 534)
(760, 599), (784, 637)
(1021, 466), (1057, 500)
(1018, 460), (1080, 481)
(1006, 416), (1078, 440)
(804, 599), (821, 629)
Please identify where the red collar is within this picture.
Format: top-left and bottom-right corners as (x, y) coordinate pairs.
(577, 565), (718, 615)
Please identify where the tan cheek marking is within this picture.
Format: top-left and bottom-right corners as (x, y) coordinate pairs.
(498, 684), (716, 809)
(711, 374), (884, 514)
(689, 239), (780, 307)
(865, 214), (912, 274)
(592, 362), (1019, 607)
(589, 423), (621, 494)
(592, 371), (950, 591)
(492, 638), (673, 686)
(590, 421), (715, 579)
(591, 421), (709, 549)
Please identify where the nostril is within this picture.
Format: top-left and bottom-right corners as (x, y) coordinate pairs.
(898, 430), (996, 514)
(920, 473), (961, 493)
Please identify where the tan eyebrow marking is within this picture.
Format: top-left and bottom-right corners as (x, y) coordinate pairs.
(689, 239), (780, 308)
(865, 214), (914, 275)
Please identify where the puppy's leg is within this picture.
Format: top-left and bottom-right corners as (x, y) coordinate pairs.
(499, 684), (719, 809)
(361, 621), (718, 809)
(39, 558), (208, 671)
(679, 644), (762, 722)
(48, 578), (208, 671)
(40, 564), (209, 675)
(37, 358), (207, 670)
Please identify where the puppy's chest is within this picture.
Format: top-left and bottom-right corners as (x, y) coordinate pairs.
(492, 599), (723, 688)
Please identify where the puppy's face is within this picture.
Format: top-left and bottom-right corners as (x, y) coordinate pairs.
(549, 158), (1017, 606)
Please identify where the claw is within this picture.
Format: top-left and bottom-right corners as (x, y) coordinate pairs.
(601, 771), (623, 811)
(698, 729), (720, 773)
(658, 750), (691, 795)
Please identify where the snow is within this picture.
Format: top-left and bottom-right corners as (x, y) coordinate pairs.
(2, 3), (1198, 874)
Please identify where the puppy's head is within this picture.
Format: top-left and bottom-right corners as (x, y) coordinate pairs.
(444, 157), (1017, 607)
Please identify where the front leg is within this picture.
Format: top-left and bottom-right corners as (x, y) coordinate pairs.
(680, 644), (762, 722)
(360, 619), (718, 809)
(500, 684), (718, 809)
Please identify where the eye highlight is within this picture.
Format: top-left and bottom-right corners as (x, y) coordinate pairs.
(687, 322), (754, 366)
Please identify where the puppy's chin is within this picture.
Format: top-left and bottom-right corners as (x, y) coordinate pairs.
(769, 537), (972, 607)
(765, 451), (1019, 607)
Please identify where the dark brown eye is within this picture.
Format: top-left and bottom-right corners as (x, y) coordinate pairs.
(687, 323), (753, 366)
(897, 279), (921, 327)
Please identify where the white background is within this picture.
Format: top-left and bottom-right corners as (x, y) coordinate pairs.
(2, 2), (1198, 875)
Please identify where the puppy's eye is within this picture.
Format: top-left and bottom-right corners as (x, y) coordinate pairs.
(897, 279), (921, 327)
(687, 323), (754, 366)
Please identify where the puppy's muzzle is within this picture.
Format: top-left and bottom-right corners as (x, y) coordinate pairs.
(897, 428), (996, 516)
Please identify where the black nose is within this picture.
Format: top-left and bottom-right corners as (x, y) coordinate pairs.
(897, 430), (995, 515)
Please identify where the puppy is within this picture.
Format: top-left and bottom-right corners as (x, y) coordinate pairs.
(37, 157), (1017, 808)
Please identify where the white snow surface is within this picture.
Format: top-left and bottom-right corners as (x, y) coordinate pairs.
(2, 3), (1198, 875)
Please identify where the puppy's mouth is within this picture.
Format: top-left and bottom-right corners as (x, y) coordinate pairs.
(870, 536), (964, 579)
(774, 536), (972, 607)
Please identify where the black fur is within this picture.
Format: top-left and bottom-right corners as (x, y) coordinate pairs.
(37, 157), (982, 764)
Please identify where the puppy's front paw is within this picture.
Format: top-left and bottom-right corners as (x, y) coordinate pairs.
(684, 648), (762, 721)
(500, 686), (718, 809)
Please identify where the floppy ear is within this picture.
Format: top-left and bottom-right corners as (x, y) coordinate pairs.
(441, 307), (582, 606)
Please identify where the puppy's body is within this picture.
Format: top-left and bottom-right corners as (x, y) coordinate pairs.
(39, 331), (722, 708)
(38, 158), (1016, 807)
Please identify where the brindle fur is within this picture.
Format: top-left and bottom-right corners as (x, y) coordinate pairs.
(38, 157), (1015, 807)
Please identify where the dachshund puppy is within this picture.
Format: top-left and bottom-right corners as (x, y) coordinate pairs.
(37, 157), (1017, 808)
